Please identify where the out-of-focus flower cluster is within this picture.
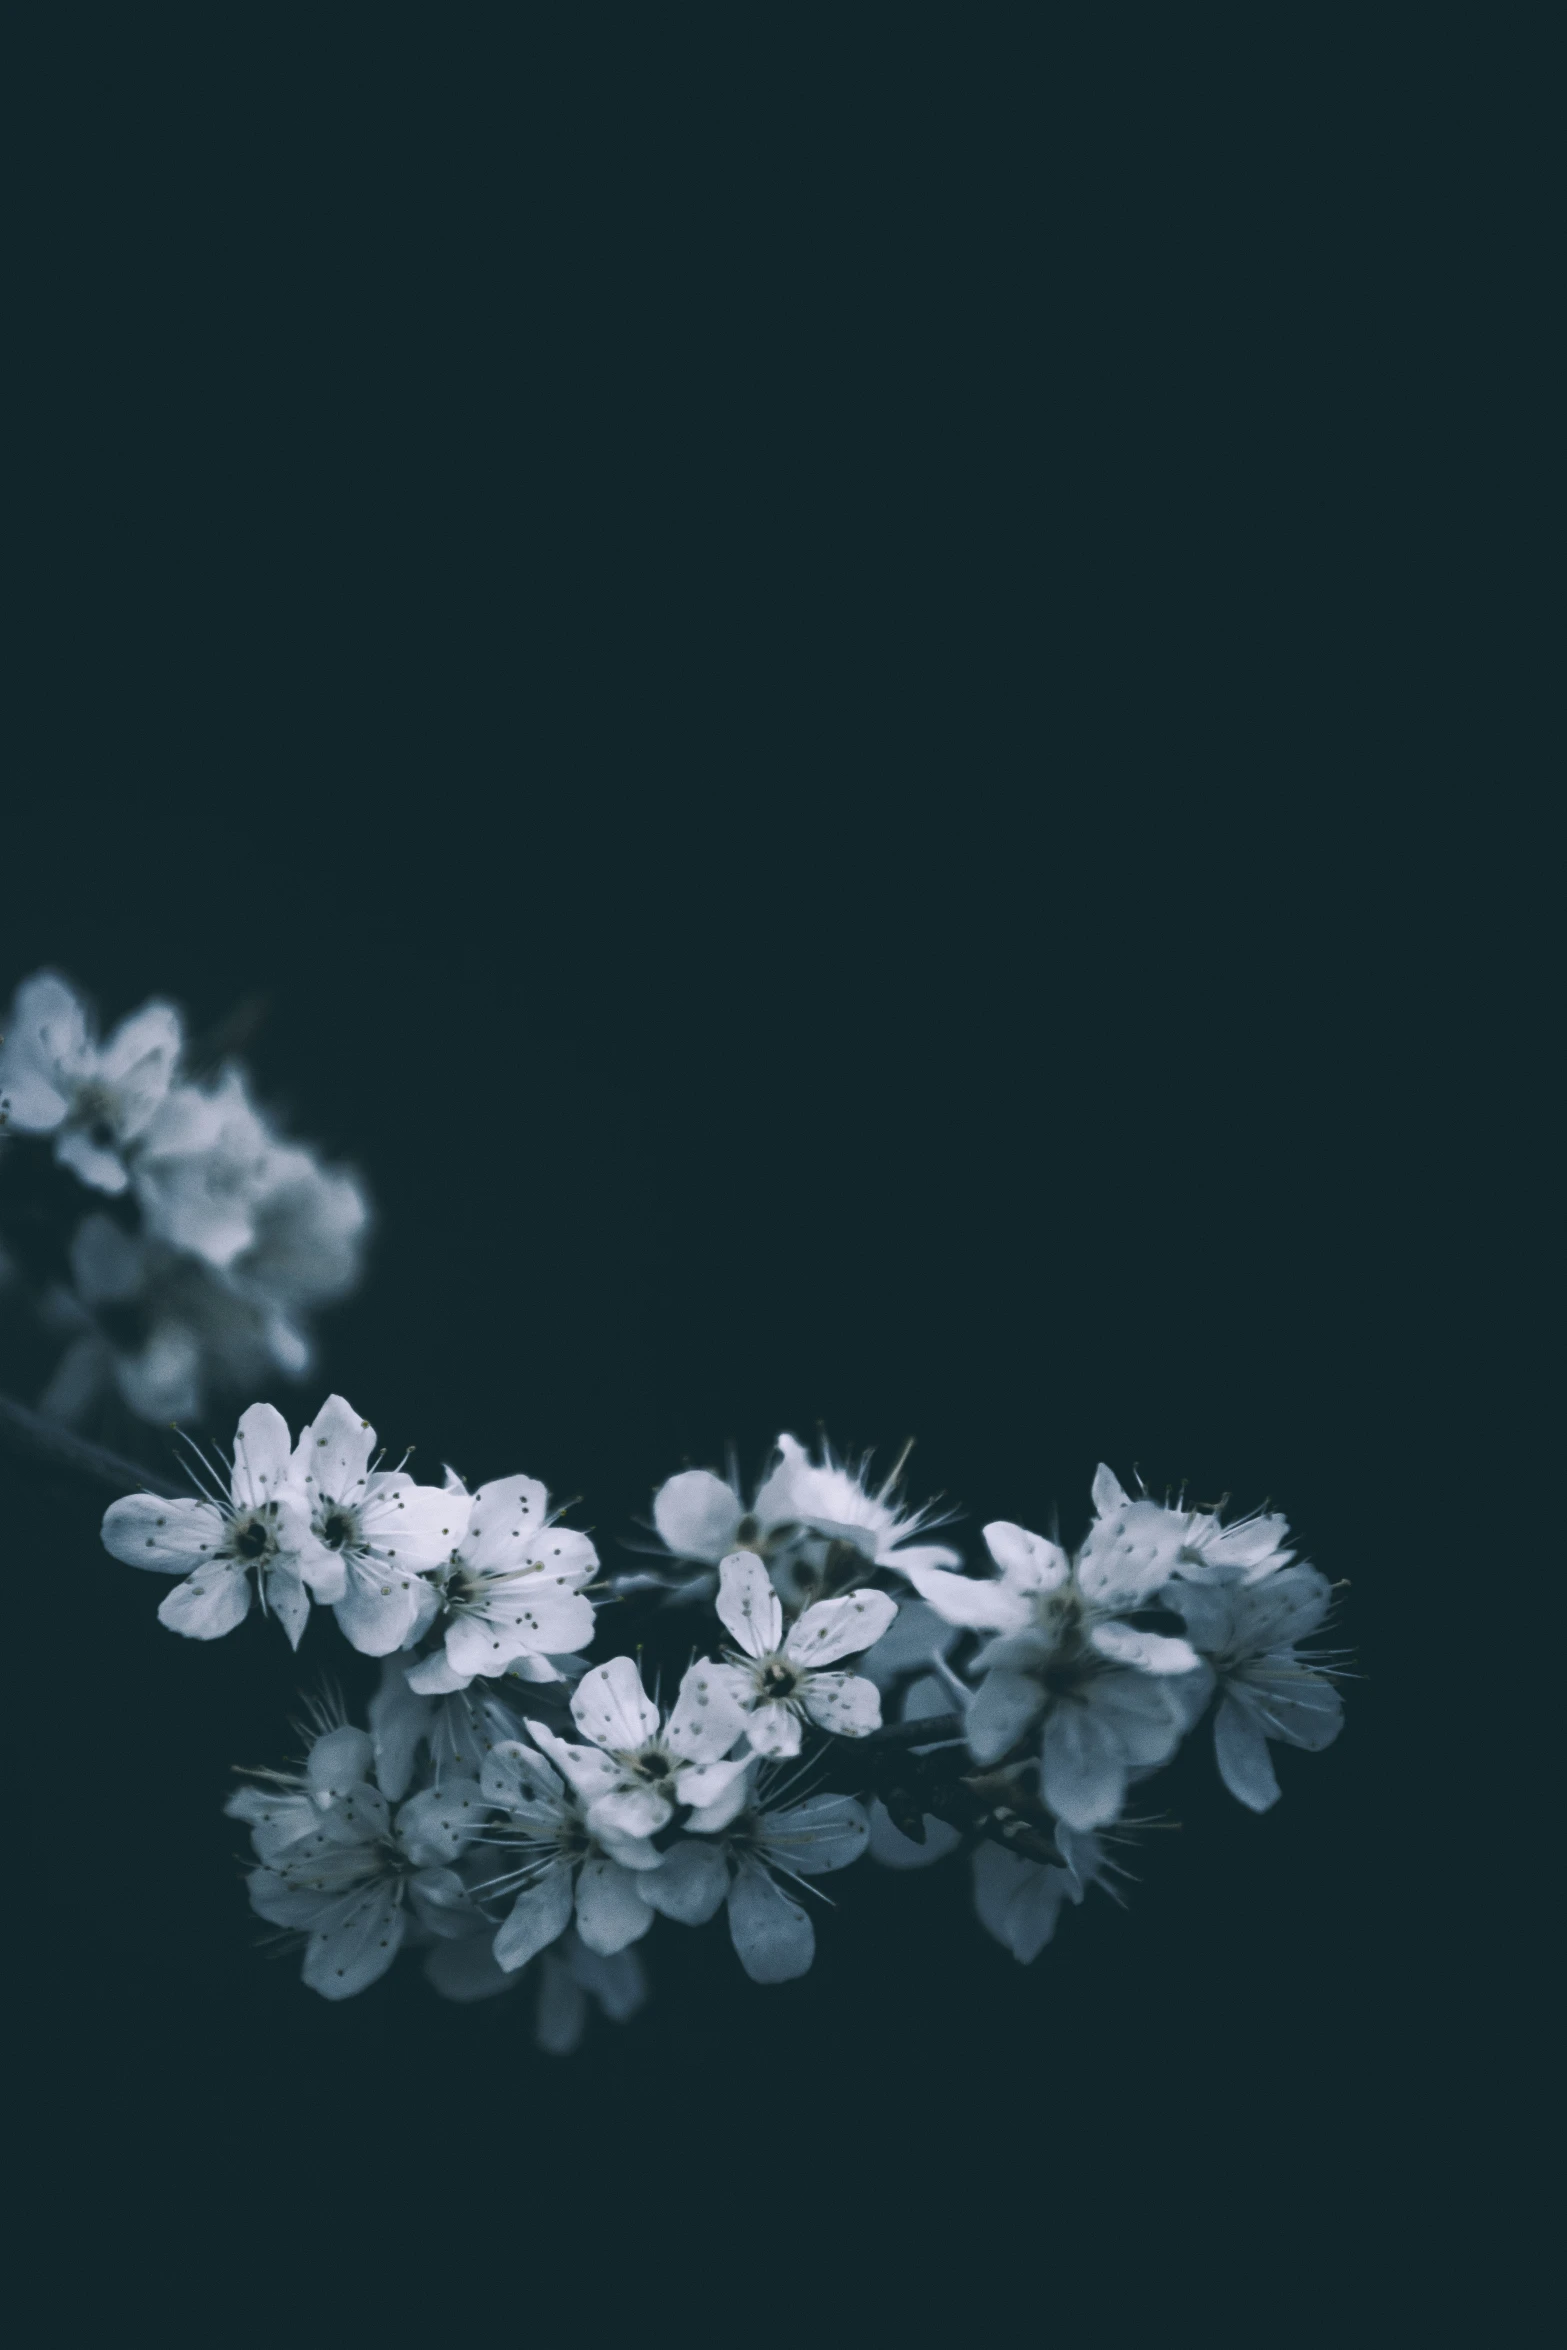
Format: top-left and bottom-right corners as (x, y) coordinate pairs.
(0, 970), (368, 1424)
(102, 1404), (1347, 2054)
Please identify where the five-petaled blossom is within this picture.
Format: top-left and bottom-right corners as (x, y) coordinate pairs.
(232, 1723), (488, 1998)
(899, 1468), (1207, 1831)
(477, 1735), (666, 1969)
(710, 1552), (897, 1754)
(636, 1773), (871, 1982)
(1165, 1562), (1344, 1810)
(526, 1655), (753, 1840)
(405, 1468), (597, 1696)
(0, 971), (181, 1193)
(100, 1402), (338, 1644)
(292, 1393), (461, 1656)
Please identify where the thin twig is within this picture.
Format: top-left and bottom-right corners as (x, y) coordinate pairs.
(0, 1393), (180, 1498)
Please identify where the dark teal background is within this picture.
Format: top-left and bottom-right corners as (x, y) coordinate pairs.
(1, 13), (1482, 2330)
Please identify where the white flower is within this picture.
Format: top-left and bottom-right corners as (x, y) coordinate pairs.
(1165, 1565), (1344, 1810)
(368, 1656), (535, 1800)
(646, 1431), (960, 1603)
(637, 1771), (870, 1983)
(133, 1069), (282, 1269)
(972, 1825), (1117, 1964)
(477, 1735), (666, 1969)
(237, 1739), (489, 2000)
(1080, 1463), (1296, 1591)
(710, 1552), (896, 1755)
(525, 1654), (752, 1841)
(0, 972), (183, 1195)
(100, 1401), (336, 1645)
(292, 1393), (462, 1657)
(404, 1469), (598, 1694)
(898, 1484), (1207, 1831)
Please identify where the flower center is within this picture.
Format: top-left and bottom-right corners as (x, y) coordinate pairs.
(320, 1507), (359, 1551)
(759, 1660), (799, 1700)
(231, 1515), (272, 1561)
(633, 1748), (676, 1788)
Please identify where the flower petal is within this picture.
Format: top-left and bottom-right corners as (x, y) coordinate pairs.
(965, 1669), (1043, 1764)
(101, 1494), (226, 1574)
(301, 1881), (405, 2000)
(1213, 1694), (1282, 1810)
(524, 1722), (621, 1803)
(1041, 1697), (1128, 1830)
(981, 1521), (1070, 1592)
(897, 1563), (1031, 1633)
(306, 1726), (374, 1803)
(726, 1858), (814, 1983)
(785, 1589), (898, 1669)
(297, 1393), (377, 1505)
(570, 1656), (659, 1753)
(801, 1672), (882, 1738)
(664, 1661), (749, 1765)
(652, 1468), (742, 1563)
(742, 1702), (802, 1758)
(634, 1838), (729, 1924)
(759, 1794), (868, 1875)
(588, 1785), (672, 1841)
(157, 1563), (253, 1640)
(716, 1553), (783, 1659)
(493, 1863), (575, 1971)
(673, 1753), (753, 1811)
(574, 1857), (656, 1955)
(395, 1778), (486, 1866)
(229, 1402), (294, 1512)
(1088, 1621), (1201, 1676)
(972, 1843), (1070, 1963)
(456, 1475), (545, 1570)
(867, 1800), (962, 1870)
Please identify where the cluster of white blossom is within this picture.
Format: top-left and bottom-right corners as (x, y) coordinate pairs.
(101, 1404), (1346, 2049)
(0, 971), (368, 1423)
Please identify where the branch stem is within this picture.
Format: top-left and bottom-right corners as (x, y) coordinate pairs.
(0, 1393), (180, 1498)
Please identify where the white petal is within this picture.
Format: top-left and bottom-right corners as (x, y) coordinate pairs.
(1090, 1463), (1129, 1517)
(726, 1859), (815, 1983)
(228, 1402), (294, 1511)
(759, 1794), (869, 1875)
(469, 1585), (596, 1658)
(101, 1494), (226, 1574)
(517, 1527), (599, 1585)
(972, 1843), (1070, 1963)
(368, 1663), (432, 1801)
(407, 1649), (474, 1696)
(684, 1766), (753, 1834)
(673, 1753), (753, 1810)
(716, 1553), (783, 1658)
(480, 1738), (564, 1812)
(360, 1481), (464, 1574)
(652, 1468), (742, 1563)
(1076, 1498), (1190, 1608)
(1041, 1698), (1127, 1830)
(897, 1563), (1031, 1633)
(1089, 1621), (1201, 1675)
(395, 1779), (486, 1865)
(567, 1936), (648, 2023)
(801, 1672), (882, 1738)
(574, 1857), (656, 1955)
(493, 1864), (574, 1971)
(306, 1727), (374, 1802)
(965, 1669), (1043, 1764)
(297, 1394), (376, 1505)
(634, 1838), (730, 1924)
(331, 1558), (427, 1658)
(1213, 1694), (1281, 1811)
(588, 1785), (672, 1840)
(1233, 1666), (1343, 1752)
(981, 1521), (1070, 1592)
(785, 1589), (898, 1669)
(524, 1721), (621, 1802)
(246, 1869), (333, 1929)
(1089, 1669), (1191, 1766)
(664, 1660), (749, 1765)
(0, 972), (85, 1127)
(157, 1563), (253, 1640)
(98, 999), (182, 1122)
(743, 1702), (802, 1758)
(456, 1475), (546, 1570)
(407, 1867), (483, 1939)
(301, 1881), (405, 2000)
(570, 1656), (659, 1753)
(263, 1566), (311, 1650)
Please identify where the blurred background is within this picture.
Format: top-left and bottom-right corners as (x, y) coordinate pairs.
(1, 12), (1474, 2317)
